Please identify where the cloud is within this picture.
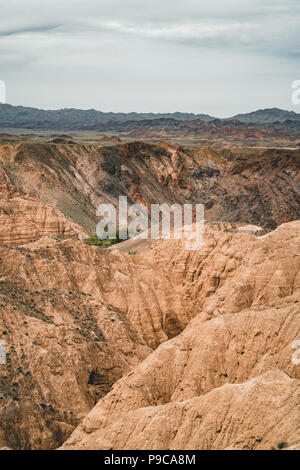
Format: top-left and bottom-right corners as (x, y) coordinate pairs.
(0, 24), (61, 37)
(1, 1), (299, 54)
(0, 0), (299, 114)
(96, 20), (260, 43)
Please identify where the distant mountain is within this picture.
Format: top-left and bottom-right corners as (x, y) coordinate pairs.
(0, 103), (215, 130)
(230, 108), (300, 124)
(1, 104), (300, 131)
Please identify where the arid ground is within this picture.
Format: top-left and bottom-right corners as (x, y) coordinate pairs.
(0, 130), (299, 450)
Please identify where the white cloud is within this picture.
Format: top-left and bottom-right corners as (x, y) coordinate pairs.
(97, 20), (259, 42)
(0, 0), (299, 114)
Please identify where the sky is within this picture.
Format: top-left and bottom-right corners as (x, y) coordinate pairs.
(0, 0), (300, 116)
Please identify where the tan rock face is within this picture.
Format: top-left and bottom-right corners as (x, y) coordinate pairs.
(60, 221), (300, 450)
(0, 265), (152, 449)
(1, 209), (299, 449)
(0, 141), (299, 450)
(0, 240), (191, 350)
(0, 142), (299, 232)
(0, 168), (17, 198)
(0, 201), (191, 448)
(149, 221), (300, 321)
(62, 370), (300, 450)
(0, 197), (88, 246)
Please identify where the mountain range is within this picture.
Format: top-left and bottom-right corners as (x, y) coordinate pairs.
(0, 104), (300, 131)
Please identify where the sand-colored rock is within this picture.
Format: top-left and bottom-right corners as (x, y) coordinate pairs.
(0, 197), (88, 246)
(0, 143), (299, 232)
(1, 214), (299, 449)
(0, 141), (299, 449)
(61, 221), (300, 450)
(0, 266), (151, 449)
(148, 220), (300, 321)
(61, 370), (300, 450)
(0, 168), (17, 198)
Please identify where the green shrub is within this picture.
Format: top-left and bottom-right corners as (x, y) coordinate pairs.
(277, 441), (288, 449)
(84, 230), (124, 248)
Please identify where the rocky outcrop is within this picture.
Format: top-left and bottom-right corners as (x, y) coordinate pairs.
(60, 220), (300, 450)
(61, 370), (300, 450)
(149, 221), (300, 320)
(0, 207), (299, 449)
(0, 198), (88, 246)
(0, 246), (151, 449)
(0, 143), (299, 232)
(0, 168), (17, 198)
(0, 141), (299, 450)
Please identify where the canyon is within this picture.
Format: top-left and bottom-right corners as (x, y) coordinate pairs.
(0, 139), (299, 450)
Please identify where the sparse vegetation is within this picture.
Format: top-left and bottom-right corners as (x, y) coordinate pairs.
(277, 441), (289, 449)
(84, 229), (124, 248)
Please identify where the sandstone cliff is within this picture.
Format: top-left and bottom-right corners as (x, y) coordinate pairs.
(60, 221), (300, 450)
(0, 142), (299, 450)
(0, 142), (299, 232)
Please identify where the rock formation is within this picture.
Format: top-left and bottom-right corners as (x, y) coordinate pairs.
(61, 222), (300, 450)
(0, 142), (299, 232)
(0, 141), (299, 450)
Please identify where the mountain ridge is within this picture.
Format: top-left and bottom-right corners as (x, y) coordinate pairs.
(230, 107), (300, 124)
(1, 104), (300, 131)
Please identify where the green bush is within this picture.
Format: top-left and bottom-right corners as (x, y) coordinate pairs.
(277, 441), (288, 450)
(84, 230), (124, 248)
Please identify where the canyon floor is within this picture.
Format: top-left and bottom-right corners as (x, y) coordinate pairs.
(0, 139), (299, 450)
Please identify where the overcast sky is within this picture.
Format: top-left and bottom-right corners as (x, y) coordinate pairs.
(0, 0), (300, 116)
